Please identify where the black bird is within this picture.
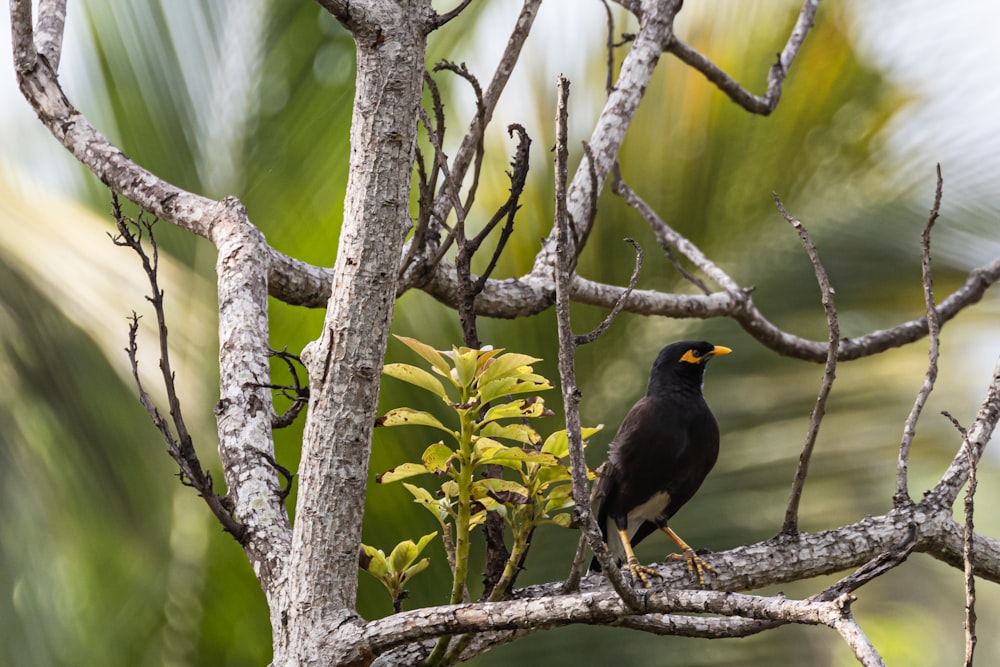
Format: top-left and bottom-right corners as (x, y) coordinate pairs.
(590, 340), (731, 587)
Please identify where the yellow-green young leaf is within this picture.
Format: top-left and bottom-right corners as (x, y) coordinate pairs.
(422, 443), (455, 475)
(469, 509), (488, 528)
(440, 480), (459, 497)
(389, 540), (420, 574)
(471, 478), (531, 505)
(479, 446), (560, 469)
(480, 397), (549, 424)
(478, 375), (553, 405)
(480, 422), (542, 446)
(476, 377), (519, 405)
(471, 437), (504, 462)
(377, 462), (430, 484)
(402, 557), (431, 581)
(403, 482), (435, 503)
(359, 544), (389, 578)
(478, 352), (544, 386)
(378, 408), (455, 437)
(404, 483), (451, 520)
(452, 346), (480, 390)
(545, 485), (575, 512)
(536, 464), (572, 486)
(415, 531), (437, 554)
(474, 347), (504, 374)
(540, 431), (568, 458)
(540, 425), (604, 458)
(383, 363), (449, 400)
(547, 513), (574, 528)
(393, 335), (453, 379)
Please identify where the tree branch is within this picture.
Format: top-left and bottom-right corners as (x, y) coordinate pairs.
(894, 164), (944, 506)
(665, 0), (821, 115)
(773, 194), (839, 535)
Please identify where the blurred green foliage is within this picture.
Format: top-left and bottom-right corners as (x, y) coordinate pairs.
(2, 1), (999, 666)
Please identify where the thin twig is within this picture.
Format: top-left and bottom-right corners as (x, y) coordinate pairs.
(574, 238), (642, 346)
(611, 173), (733, 294)
(773, 194), (839, 535)
(427, 0), (474, 30)
(665, 0), (821, 116)
(611, 172), (712, 294)
(265, 348), (310, 429)
(599, 0), (616, 95)
(963, 440), (979, 666)
(111, 195), (244, 541)
(471, 124), (531, 292)
(433, 61), (486, 215)
(894, 164), (944, 507)
(551, 75), (643, 608)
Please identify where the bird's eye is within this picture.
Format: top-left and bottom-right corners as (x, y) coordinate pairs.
(690, 349), (701, 358)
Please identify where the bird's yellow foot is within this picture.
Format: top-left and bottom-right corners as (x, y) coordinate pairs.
(625, 557), (661, 588)
(667, 549), (715, 586)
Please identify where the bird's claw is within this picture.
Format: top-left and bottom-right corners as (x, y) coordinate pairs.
(667, 548), (715, 586)
(625, 558), (661, 588)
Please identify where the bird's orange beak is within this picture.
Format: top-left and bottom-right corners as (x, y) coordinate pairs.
(710, 346), (732, 357)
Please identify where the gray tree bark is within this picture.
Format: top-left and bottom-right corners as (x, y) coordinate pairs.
(10, 0), (1000, 665)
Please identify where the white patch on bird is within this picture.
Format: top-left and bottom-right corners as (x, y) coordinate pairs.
(626, 491), (671, 531)
(605, 490), (671, 562)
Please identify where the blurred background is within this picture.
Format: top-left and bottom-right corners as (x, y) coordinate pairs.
(2, 1), (1000, 665)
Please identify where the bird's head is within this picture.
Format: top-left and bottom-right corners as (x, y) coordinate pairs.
(647, 340), (731, 396)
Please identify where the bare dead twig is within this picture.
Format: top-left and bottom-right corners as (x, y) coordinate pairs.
(427, 0), (474, 30)
(551, 75), (643, 607)
(254, 448), (295, 503)
(433, 61), (487, 215)
(574, 238), (643, 346)
(111, 195), (244, 541)
(963, 439), (979, 667)
(471, 124), (531, 293)
(265, 348), (310, 429)
(665, 0), (820, 116)
(611, 170), (713, 295)
(611, 173), (732, 294)
(773, 194), (839, 535)
(599, 0), (616, 95)
(895, 164), (944, 507)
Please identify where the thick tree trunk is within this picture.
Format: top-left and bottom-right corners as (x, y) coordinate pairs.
(273, 3), (429, 663)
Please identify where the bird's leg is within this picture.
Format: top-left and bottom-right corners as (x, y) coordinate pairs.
(660, 525), (715, 586)
(616, 528), (661, 588)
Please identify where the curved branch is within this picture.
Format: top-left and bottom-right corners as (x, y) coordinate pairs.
(665, 0), (821, 115)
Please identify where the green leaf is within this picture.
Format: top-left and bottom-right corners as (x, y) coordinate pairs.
(480, 397), (549, 424)
(415, 531), (437, 554)
(451, 346), (480, 389)
(421, 442), (455, 475)
(476, 377), (519, 405)
(478, 374), (552, 405)
(471, 478), (531, 505)
(476, 442), (560, 469)
(547, 513), (574, 528)
(474, 347), (505, 373)
(540, 424), (604, 458)
(478, 352), (543, 386)
(393, 335), (453, 379)
(480, 422), (542, 446)
(377, 462), (430, 484)
(378, 407), (456, 436)
(403, 483), (451, 520)
(359, 544), (388, 578)
(536, 465), (571, 486)
(383, 363), (449, 400)
(388, 539), (420, 574)
(403, 557), (431, 580)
